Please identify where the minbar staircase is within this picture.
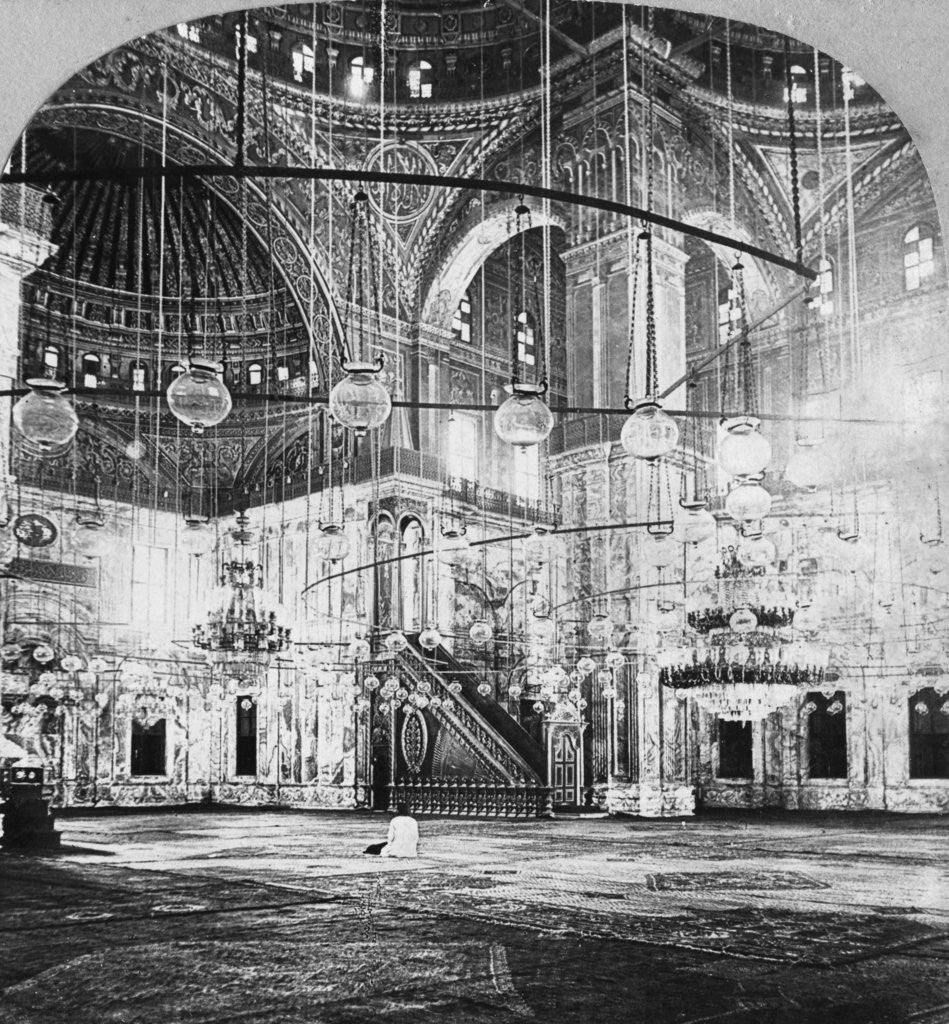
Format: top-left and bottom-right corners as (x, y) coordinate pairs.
(383, 636), (551, 818)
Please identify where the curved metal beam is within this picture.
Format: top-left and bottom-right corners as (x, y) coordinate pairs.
(1, 164), (818, 280)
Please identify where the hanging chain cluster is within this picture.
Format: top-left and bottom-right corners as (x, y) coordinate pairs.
(343, 191), (382, 366)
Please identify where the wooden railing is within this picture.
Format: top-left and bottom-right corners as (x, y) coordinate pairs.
(388, 776), (552, 818)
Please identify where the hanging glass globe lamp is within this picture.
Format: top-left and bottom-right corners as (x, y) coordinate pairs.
(620, 398), (679, 461)
(493, 382), (554, 449)
(784, 439), (834, 491)
(315, 523), (350, 564)
(528, 614), (556, 642)
(418, 626), (442, 651)
(469, 618), (494, 645)
(384, 631), (409, 653)
(604, 650), (626, 670)
(166, 358), (232, 434)
(476, 681), (493, 697)
(737, 530), (776, 568)
(717, 417), (772, 478)
(672, 500), (717, 547)
(523, 524), (561, 565)
(437, 523), (471, 566)
(587, 614), (614, 643)
(68, 509), (109, 559)
(328, 360), (392, 435)
(576, 656), (597, 676)
(179, 515), (216, 557)
(12, 379), (79, 451)
(644, 532), (679, 570)
(725, 480), (772, 522)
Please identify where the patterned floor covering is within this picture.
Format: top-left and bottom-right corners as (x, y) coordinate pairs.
(1, 809), (948, 1023)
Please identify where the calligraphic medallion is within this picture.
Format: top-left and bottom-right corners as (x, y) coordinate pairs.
(364, 142), (439, 224)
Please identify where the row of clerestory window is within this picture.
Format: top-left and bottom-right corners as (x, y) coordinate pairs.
(178, 23), (434, 99)
(450, 290), (536, 367)
(38, 349), (302, 390)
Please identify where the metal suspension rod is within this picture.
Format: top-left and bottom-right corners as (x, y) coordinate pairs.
(18, 387), (898, 425)
(0, 164), (817, 280)
(658, 284), (807, 399)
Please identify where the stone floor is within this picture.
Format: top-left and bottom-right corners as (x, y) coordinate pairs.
(1, 808), (948, 1023)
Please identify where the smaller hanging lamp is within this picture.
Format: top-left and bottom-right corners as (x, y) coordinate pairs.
(315, 522), (350, 564)
(621, 40), (677, 463)
(494, 200), (555, 449)
(180, 514), (216, 557)
(328, 192), (392, 435)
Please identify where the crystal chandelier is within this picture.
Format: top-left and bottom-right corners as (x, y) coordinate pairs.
(192, 560), (290, 669)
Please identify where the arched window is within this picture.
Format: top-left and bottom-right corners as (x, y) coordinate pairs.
(235, 696), (257, 776)
(176, 22), (201, 43)
(718, 279), (741, 345)
(399, 518), (425, 632)
(451, 291), (472, 344)
(910, 688), (949, 779)
(447, 412), (478, 482)
(516, 310), (536, 368)
(247, 362), (264, 387)
(234, 23), (258, 57)
(43, 344), (61, 376)
(807, 256), (834, 315)
(81, 353), (100, 388)
(129, 360), (148, 392)
(408, 59), (433, 99)
(350, 55), (374, 98)
(804, 691), (847, 778)
(291, 42), (314, 83)
(904, 224), (935, 290)
(512, 444), (540, 500)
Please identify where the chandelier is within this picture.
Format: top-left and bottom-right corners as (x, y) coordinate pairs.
(192, 560), (290, 669)
(658, 637), (830, 683)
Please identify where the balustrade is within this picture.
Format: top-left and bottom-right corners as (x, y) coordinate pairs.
(387, 776), (551, 818)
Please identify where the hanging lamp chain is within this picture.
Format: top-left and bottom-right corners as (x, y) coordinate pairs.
(643, 6), (658, 400)
(235, 12), (248, 170)
(784, 39), (804, 266)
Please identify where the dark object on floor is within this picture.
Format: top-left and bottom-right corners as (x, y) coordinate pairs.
(2, 768), (61, 850)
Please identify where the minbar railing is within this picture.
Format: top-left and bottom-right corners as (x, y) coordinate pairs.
(388, 776), (552, 818)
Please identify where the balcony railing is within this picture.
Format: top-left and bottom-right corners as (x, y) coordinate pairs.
(260, 446), (559, 522)
(18, 444), (559, 523)
(549, 414), (622, 455)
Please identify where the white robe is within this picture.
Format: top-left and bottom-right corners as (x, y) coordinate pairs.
(380, 815), (419, 858)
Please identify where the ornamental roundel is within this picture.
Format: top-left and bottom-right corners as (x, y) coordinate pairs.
(13, 513), (57, 548)
(363, 142), (439, 224)
(400, 708), (428, 774)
